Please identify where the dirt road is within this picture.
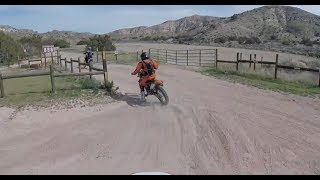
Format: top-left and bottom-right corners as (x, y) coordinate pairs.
(1, 57), (320, 174)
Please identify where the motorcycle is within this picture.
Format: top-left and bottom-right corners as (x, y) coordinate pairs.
(138, 71), (169, 105)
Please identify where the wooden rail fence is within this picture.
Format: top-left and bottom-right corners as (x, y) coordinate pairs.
(149, 48), (217, 67)
(150, 48), (320, 87)
(0, 55), (109, 98)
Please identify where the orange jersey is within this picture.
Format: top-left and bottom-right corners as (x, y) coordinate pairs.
(132, 59), (158, 75)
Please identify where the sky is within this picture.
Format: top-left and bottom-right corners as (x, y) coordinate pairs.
(0, 5), (320, 34)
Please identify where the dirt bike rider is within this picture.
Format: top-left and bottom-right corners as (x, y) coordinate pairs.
(84, 47), (94, 64)
(131, 52), (159, 100)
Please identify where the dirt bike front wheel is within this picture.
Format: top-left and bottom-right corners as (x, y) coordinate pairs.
(155, 86), (169, 105)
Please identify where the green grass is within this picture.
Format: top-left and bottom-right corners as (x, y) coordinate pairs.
(202, 67), (320, 97)
(0, 75), (109, 107)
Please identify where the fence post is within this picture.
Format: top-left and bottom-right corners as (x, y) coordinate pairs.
(70, 58), (74, 73)
(51, 52), (54, 65)
(28, 60), (31, 69)
(236, 52), (239, 71)
(44, 53), (47, 69)
(199, 50), (202, 66)
(215, 49), (218, 69)
(102, 58), (108, 88)
(115, 54), (118, 61)
(137, 51), (139, 61)
(249, 54), (252, 68)
(78, 58), (81, 73)
(89, 61), (93, 79)
(6, 52), (9, 67)
(60, 57), (62, 68)
(0, 72), (4, 98)
(187, 50), (189, 66)
(65, 59), (67, 71)
(49, 65), (56, 94)
(274, 54), (279, 79)
(175, 50), (178, 64)
(254, 54), (256, 71)
(96, 48), (99, 63)
(166, 50), (168, 63)
(318, 68), (320, 87)
(18, 56), (20, 68)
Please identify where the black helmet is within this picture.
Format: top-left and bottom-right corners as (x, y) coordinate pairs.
(140, 52), (148, 60)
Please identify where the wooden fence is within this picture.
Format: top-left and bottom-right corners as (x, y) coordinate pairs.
(94, 50), (141, 62)
(149, 48), (217, 67)
(18, 51), (61, 69)
(0, 55), (109, 98)
(150, 48), (320, 87)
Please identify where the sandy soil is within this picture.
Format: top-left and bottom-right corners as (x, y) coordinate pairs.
(1, 49), (320, 175)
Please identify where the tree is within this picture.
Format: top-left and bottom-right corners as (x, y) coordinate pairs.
(0, 31), (24, 65)
(85, 35), (116, 51)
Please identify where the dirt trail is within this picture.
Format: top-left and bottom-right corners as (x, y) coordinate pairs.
(1, 51), (320, 174)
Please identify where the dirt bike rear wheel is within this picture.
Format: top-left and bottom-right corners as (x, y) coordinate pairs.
(155, 86), (169, 105)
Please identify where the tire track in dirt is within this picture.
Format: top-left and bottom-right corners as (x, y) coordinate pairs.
(1, 51), (320, 174)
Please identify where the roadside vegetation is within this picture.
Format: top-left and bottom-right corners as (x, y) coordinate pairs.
(0, 68), (118, 107)
(202, 66), (320, 97)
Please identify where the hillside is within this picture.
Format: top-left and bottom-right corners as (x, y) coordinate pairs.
(109, 6), (320, 43)
(108, 6), (320, 56)
(0, 25), (95, 45)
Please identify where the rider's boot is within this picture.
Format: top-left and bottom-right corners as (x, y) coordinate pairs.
(140, 86), (146, 101)
(140, 91), (146, 101)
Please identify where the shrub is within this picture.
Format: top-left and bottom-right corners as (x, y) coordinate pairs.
(79, 77), (102, 93)
(43, 38), (70, 48)
(0, 31), (24, 65)
(228, 36), (237, 41)
(270, 35), (277, 40)
(85, 35), (116, 51)
(214, 37), (226, 43)
(287, 22), (305, 34)
(141, 36), (151, 41)
(76, 40), (88, 45)
(230, 14), (238, 21)
(301, 38), (313, 46)
(282, 39), (291, 45)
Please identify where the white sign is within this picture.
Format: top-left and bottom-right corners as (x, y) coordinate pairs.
(43, 45), (55, 53)
(114, 51), (118, 55)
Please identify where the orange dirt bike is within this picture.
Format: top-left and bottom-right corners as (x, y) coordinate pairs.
(138, 71), (169, 105)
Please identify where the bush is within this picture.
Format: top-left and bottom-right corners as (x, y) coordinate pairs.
(230, 14), (238, 21)
(19, 35), (70, 56)
(76, 40), (88, 45)
(282, 39), (291, 45)
(0, 31), (24, 65)
(175, 35), (193, 42)
(301, 38), (313, 46)
(141, 36), (151, 41)
(78, 77), (102, 93)
(287, 22), (305, 34)
(85, 35), (116, 51)
(214, 37), (226, 43)
(235, 36), (261, 44)
(270, 35), (277, 40)
(245, 37), (261, 44)
(228, 36), (237, 41)
(43, 38), (70, 48)
(19, 34), (43, 56)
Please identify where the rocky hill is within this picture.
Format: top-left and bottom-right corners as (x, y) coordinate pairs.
(0, 25), (95, 45)
(108, 5), (320, 53)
